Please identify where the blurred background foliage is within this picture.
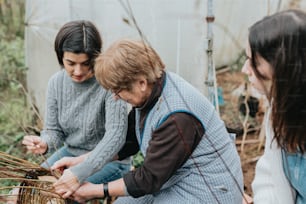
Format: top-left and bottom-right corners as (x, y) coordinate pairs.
(0, 0), (40, 160)
(0, 0), (26, 87)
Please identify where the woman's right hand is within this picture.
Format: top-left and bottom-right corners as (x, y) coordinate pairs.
(22, 135), (48, 154)
(51, 153), (89, 172)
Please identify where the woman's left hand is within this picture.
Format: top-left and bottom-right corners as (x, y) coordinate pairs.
(70, 182), (102, 203)
(53, 169), (81, 198)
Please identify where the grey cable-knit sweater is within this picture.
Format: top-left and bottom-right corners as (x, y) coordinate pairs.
(40, 70), (128, 183)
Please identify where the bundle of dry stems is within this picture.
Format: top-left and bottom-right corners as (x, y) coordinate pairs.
(0, 151), (72, 204)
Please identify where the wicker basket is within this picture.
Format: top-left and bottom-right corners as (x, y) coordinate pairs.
(0, 151), (72, 204)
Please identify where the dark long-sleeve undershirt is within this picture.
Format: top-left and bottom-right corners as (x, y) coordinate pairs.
(118, 108), (139, 160)
(123, 112), (204, 197)
(118, 72), (205, 197)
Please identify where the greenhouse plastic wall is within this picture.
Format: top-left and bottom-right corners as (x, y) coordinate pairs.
(25, 0), (297, 116)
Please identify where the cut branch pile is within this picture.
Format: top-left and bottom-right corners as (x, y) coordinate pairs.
(0, 151), (71, 204)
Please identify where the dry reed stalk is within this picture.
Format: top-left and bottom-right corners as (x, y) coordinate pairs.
(240, 83), (250, 153)
(0, 151), (72, 204)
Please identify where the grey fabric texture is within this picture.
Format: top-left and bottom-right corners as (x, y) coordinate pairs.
(40, 70), (128, 183)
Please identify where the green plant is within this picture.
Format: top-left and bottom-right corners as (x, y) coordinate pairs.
(0, 38), (27, 88)
(0, 0), (26, 89)
(0, 0), (42, 191)
(132, 151), (144, 168)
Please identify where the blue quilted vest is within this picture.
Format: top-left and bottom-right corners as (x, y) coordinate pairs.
(134, 72), (243, 203)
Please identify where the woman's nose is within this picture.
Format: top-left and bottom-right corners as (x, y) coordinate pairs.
(241, 61), (251, 75)
(73, 64), (83, 75)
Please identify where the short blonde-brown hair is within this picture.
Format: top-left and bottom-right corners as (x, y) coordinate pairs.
(94, 39), (165, 91)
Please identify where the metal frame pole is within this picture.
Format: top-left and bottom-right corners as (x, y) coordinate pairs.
(205, 0), (219, 113)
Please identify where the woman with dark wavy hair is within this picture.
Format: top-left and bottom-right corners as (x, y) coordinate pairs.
(242, 9), (306, 204)
(22, 20), (131, 196)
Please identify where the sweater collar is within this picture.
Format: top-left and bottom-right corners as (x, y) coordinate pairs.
(64, 69), (96, 87)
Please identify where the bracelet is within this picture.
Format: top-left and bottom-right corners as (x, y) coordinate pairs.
(103, 183), (110, 198)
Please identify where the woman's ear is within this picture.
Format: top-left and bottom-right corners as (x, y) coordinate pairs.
(137, 76), (148, 91)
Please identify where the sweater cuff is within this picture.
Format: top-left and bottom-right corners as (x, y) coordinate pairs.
(70, 163), (90, 184)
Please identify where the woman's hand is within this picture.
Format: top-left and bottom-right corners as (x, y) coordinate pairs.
(22, 135), (48, 154)
(51, 153), (88, 172)
(53, 169), (81, 198)
(70, 182), (103, 203)
(242, 193), (253, 204)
